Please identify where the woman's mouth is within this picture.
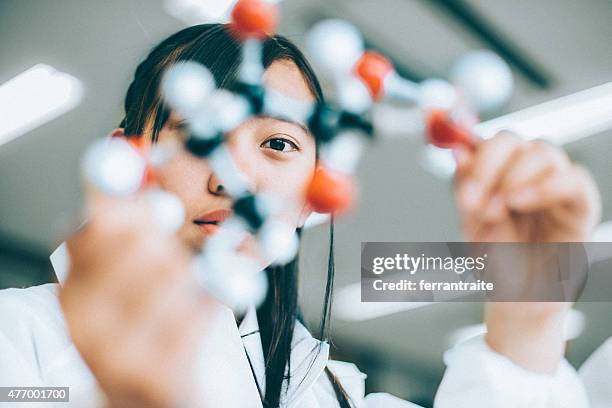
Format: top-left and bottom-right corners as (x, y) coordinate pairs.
(193, 208), (233, 235)
(193, 221), (220, 234)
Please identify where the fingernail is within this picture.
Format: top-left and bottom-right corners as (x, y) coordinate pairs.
(508, 188), (538, 207)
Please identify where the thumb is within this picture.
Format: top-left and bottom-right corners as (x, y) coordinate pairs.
(452, 145), (473, 178)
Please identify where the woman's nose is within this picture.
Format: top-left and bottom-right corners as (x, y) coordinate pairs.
(207, 172), (227, 196)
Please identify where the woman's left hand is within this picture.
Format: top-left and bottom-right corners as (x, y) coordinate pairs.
(454, 132), (601, 243)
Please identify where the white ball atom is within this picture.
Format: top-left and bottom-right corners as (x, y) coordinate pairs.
(259, 220), (299, 265)
(161, 61), (215, 118)
(143, 189), (185, 233)
(450, 50), (513, 113)
(196, 251), (267, 312)
(81, 138), (146, 197)
(305, 19), (364, 76)
(207, 89), (251, 132)
(321, 132), (365, 174)
(337, 76), (372, 114)
(418, 78), (458, 111)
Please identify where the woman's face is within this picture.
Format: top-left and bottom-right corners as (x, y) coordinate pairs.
(151, 59), (317, 262)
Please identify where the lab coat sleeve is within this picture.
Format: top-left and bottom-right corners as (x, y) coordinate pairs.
(0, 288), (53, 386)
(579, 337), (612, 408)
(0, 330), (46, 386)
(434, 335), (589, 408)
(0, 285), (108, 407)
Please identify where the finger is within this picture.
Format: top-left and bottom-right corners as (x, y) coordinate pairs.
(118, 260), (192, 336)
(506, 165), (594, 213)
(66, 196), (163, 285)
(452, 145), (473, 178)
(108, 229), (190, 291)
(481, 193), (511, 224)
(91, 178), (184, 232)
(87, 195), (143, 228)
(456, 132), (523, 214)
(154, 285), (219, 355)
(480, 141), (569, 224)
(80, 197), (151, 255)
(498, 141), (570, 194)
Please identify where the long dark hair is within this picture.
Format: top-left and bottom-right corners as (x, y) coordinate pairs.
(120, 24), (352, 407)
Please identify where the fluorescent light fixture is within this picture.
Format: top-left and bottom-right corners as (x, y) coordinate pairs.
(334, 281), (434, 321)
(475, 81), (612, 145)
(0, 64), (83, 148)
(163, 0), (238, 25)
(447, 309), (585, 348)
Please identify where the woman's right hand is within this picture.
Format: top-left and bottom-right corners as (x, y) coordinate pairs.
(59, 191), (217, 408)
(453, 132), (600, 374)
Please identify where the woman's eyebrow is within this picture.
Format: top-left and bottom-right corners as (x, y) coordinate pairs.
(168, 118), (187, 129)
(258, 114), (310, 134)
(174, 115), (310, 134)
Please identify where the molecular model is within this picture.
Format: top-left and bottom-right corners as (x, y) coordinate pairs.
(81, 0), (514, 311)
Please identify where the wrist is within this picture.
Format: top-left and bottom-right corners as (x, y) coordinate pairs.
(485, 302), (568, 374)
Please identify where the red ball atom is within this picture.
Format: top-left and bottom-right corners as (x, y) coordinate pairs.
(354, 51), (394, 100)
(306, 165), (356, 215)
(426, 109), (473, 149)
(141, 165), (158, 188)
(125, 136), (157, 189)
(231, 0), (279, 40)
(126, 135), (150, 155)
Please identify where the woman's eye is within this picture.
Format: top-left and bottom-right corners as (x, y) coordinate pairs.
(261, 137), (299, 152)
(167, 122), (189, 140)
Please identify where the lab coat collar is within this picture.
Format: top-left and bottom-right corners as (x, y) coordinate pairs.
(238, 304), (330, 407)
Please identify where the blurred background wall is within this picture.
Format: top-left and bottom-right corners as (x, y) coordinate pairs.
(1, 1), (612, 406)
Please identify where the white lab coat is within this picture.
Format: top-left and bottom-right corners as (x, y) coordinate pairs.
(0, 249), (606, 407)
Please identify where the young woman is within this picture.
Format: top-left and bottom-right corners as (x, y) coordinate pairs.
(0, 23), (604, 408)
